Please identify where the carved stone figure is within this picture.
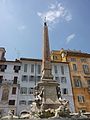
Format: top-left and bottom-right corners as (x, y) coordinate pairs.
(56, 86), (61, 99)
(8, 110), (13, 120)
(35, 87), (44, 107)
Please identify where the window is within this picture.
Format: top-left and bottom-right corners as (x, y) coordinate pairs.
(81, 58), (87, 62)
(20, 87), (27, 94)
(12, 87), (16, 94)
(61, 66), (64, 75)
(13, 66), (20, 73)
(19, 100), (26, 105)
(87, 80), (90, 86)
(78, 96), (85, 103)
(83, 65), (89, 74)
(0, 76), (3, 83)
(52, 55), (58, 60)
(37, 65), (41, 74)
(28, 87), (34, 94)
(31, 64), (34, 73)
(62, 88), (68, 94)
(55, 77), (59, 81)
(24, 64), (27, 72)
(29, 76), (35, 81)
(73, 76), (82, 87)
(54, 65), (58, 74)
(28, 100), (33, 105)
(71, 58), (76, 62)
(61, 77), (66, 83)
(0, 65), (7, 72)
(22, 75), (28, 82)
(13, 77), (18, 84)
(36, 76), (41, 81)
(8, 100), (15, 105)
(53, 56), (58, 60)
(73, 64), (77, 71)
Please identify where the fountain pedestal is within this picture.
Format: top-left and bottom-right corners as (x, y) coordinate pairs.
(37, 79), (60, 110)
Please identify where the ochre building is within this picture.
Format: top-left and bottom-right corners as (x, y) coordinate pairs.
(51, 49), (90, 112)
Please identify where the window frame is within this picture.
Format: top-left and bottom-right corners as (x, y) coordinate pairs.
(24, 64), (27, 72)
(61, 77), (67, 83)
(31, 64), (34, 73)
(20, 87), (27, 94)
(72, 64), (77, 71)
(54, 65), (58, 74)
(12, 87), (17, 95)
(62, 88), (68, 95)
(8, 100), (15, 105)
(61, 66), (64, 75)
(78, 95), (85, 103)
(22, 75), (28, 82)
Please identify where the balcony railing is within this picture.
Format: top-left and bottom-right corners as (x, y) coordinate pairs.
(2, 79), (13, 85)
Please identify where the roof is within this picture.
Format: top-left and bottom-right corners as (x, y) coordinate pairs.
(66, 50), (90, 57)
(20, 58), (69, 64)
(0, 59), (21, 63)
(20, 58), (42, 62)
(51, 49), (90, 57)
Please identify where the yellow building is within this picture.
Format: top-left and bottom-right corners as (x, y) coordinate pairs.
(51, 49), (90, 112)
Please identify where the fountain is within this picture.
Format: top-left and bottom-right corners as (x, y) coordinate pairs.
(29, 21), (71, 119)
(29, 21), (90, 120)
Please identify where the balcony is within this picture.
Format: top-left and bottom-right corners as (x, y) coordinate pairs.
(84, 71), (90, 75)
(0, 79), (13, 86)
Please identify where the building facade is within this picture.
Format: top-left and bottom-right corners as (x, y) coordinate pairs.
(16, 58), (75, 115)
(0, 56), (75, 116)
(51, 49), (90, 112)
(16, 58), (42, 115)
(0, 59), (21, 116)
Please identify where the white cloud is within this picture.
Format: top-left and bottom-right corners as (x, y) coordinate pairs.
(66, 33), (75, 44)
(17, 25), (26, 31)
(49, 4), (56, 9)
(37, 2), (72, 24)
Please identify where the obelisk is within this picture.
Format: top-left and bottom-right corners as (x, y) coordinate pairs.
(41, 20), (53, 80)
(37, 21), (60, 110)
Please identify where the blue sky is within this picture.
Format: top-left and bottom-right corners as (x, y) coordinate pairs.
(0, 0), (90, 60)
